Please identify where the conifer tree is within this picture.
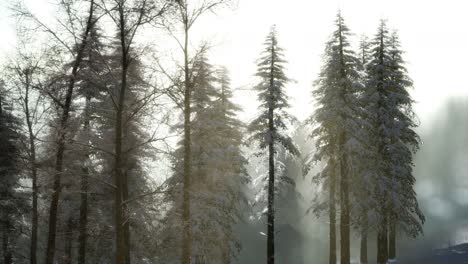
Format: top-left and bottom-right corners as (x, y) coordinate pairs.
(212, 66), (249, 263)
(309, 13), (365, 264)
(74, 24), (107, 264)
(364, 20), (424, 264)
(96, 44), (161, 263)
(248, 26), (299, 264)
(0, 81), (28, 264)
(357, 34), (372, 264)
(359, 36), (372, 66)
(162, 54), (247, 263)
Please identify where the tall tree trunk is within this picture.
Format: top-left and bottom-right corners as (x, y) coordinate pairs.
(377, 216), (388, 264)
(337, 17), (350, 264)
(376, 23), (388, 264)
(123, 171), (131, 264)
(44, 2), (95, 263)
(114, 33), (128, 264)
(388, 219), (396, 260)
(2, 221), (12, 264)
(329, 159), (337, 264)
(266, 34), (276, 264)
(78, 164), (89, 264)
(30, 154), (38, 264)
(267, 117), (275, 264)
(181, 20), (192, 264)
(114, 3), (132, 264)
(24, 73), (38, 264)
(65, 218), (73, 264)
(360, 212), (368, 264)
(114, 102), (126, 264)
(78, 96), (91, 264)
(339, 152), (350, 264)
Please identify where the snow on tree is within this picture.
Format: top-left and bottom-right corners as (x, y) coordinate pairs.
(162, 52), (248, 263)
(363, 20), (424, 263)
(0, 81), (28, 264)
(247, 25), (299, 264)
(307, 13), (367, 264)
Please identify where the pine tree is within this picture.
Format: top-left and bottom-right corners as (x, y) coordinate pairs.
(357, 34), (372, 264)
(74, 24), (107, 264)
(212, 66), (249, 263)
(248, 26), (299, 264)
(308, 13), (365, 264)
(359, 35), (372, 66)
(364, 20), (424, 264)
(162, 54), (247, 263)
(95, 45), (161, 263)
(0, 81), (28, 264)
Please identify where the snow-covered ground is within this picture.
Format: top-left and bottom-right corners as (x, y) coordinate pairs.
(407, 243), (468, 264)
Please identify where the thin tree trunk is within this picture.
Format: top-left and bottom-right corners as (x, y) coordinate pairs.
(388, 219), (396, 260)
(114, 13), (128, 264)
(44, 2), (95, 263)
(266, 34), (276, 264)
(337, 17), (350, 264)
(2, 221), (12, 264)
(65, 218), (73, 264)
(78, 164), (89, 264)
(114, 104), (126, 264)
(376, 25), (388, 264)
(377, 216), (388, 264)
(329, 159), (337, 264)
(78, 96), (91, 264)
(181, 19), (192, 264)
(339, 152), (350, 264)
(360, 212), (368, 264)
(30, 154), (38, 264)
(123, 171), (131, 264)
(267, 120), (275, 264)
(24, 72), (38, 264)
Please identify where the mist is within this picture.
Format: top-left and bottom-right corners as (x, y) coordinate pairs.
(233, 97), (468, 263)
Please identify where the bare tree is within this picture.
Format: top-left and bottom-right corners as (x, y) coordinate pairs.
(7, 54), (46, 264)
(13, 0), (98, 263)
(2, 39), (50, 263)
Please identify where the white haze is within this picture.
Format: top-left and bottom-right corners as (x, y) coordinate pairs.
(1, 0), (468, 126)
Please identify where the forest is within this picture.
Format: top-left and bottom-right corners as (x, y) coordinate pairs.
(0, 0), (462, 264)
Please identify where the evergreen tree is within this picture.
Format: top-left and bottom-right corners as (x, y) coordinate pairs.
(248, 26), (299, 264)
(0, 81), (28, 264)
(73, 23), (108, 264)
(95, 45), (161, 263)
(308, 13), (365, 264)
(359, 35), (372, 66)
(364, 21), (424, 263)
(162, 54), (247, 263)
(356, 34), (373, 264)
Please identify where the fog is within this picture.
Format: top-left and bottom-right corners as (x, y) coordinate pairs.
(233, 96), (468, 263)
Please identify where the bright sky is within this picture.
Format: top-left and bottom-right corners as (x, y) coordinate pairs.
(1, 0), (467, 126)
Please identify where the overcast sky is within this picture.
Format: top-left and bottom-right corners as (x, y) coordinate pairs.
(1, 0), (467, 126)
